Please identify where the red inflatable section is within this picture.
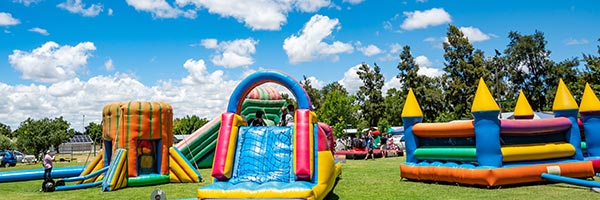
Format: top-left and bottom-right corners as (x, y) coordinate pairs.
(592, 159), (600, 173)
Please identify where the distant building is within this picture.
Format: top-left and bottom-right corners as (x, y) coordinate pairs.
(173, 134), (190, 144)
(59, 134), (93, 153)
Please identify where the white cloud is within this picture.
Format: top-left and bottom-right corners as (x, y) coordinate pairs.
(104, 59), (114, 71)
(389, 43), (403, 54)
(108, 8), (113, 16)
(13, 0), (43, 6)
(283, 14), (353, 64)
(418, 66), (443, 77)
(416, 0), (427, 2)
(414, 55), (443, 77)
(343, 0), (364, 5)
(565, 38), (590, 45)
(424, 36), (444, 49)
(337, 64), (362, 94)
(378, 43), (403, 62)
(294, 0), (331, 12)
(0, 58), (246, 132)
(57, 0), (103, 17)
(173, 0), (330, 30)
(0, 12), (20, 26)
(459, 26), (491, 42)
(357, 44), (382, 57)
(8, 41), (96, 83)
(382, 76), (402, 94)
(401, 8), (451, 30)
(201, 38), (258, 68)
(415, 55), (432, 67)
(28, 27), (49, 36)
(303, 76), (325, 89)
(127, 0), (196, 19)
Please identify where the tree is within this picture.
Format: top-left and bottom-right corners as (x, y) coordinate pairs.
(173, 115), (209, 135)
(0, 123), (11, 138)
(582, 38), (600, 92)
(443, 25), (489, 119)
(85, 122), (103, 144)
(382, 88), (404, 126)
(14, 117), (74, 157)
(280, 93), (297, 109)
(395, 45), (446, 122)
(48, 117), (75, 153)
(356, 63), (385, 128)
(300, 76), (322, 110)
(504, 30), (552, 111)
(321, 82), (348, 98)
(0, 135), (14, 150)
(317, 87), (357, 137)
(543, 58), (581, 108)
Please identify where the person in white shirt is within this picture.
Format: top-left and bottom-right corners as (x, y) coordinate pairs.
(43, 150), (54, 181)
(284, 105), (295, 127)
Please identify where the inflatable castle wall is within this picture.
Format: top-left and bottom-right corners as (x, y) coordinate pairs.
(400, 78), (600, 187)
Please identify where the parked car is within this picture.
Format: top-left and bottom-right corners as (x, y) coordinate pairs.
(13, 151), (37, 163)
(0, 151), (17, 167)
(392, 134), (405, 150)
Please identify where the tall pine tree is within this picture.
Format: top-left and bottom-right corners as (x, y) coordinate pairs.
(356, 63), (385, 128)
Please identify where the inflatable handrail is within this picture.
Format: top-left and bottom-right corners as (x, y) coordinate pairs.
(500, 117), (571, 135)
(63, 166), (109, 182)
(412, 120), (475, 138)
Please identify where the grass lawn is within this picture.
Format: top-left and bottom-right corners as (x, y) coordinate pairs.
(1, 156), (600, 199)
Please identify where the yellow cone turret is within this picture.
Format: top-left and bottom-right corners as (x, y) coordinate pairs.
(579, 83), (600, 113)
(514, 90), (534, 117)
(401, 88), (423, 117)
(471, 78), (500, 112)
(552, 79), (578, 111)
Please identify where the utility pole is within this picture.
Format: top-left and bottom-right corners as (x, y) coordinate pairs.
(495, 49), (502, 118)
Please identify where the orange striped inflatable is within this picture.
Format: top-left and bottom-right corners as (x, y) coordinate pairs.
(102, 102), (173, 177)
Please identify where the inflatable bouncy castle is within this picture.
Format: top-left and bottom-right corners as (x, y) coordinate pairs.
(400, 78), (598, 187)
(197, 71), (341, 200)
(48, 102), (202, 191)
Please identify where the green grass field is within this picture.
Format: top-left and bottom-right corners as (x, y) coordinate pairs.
(1, 156), (599, 200)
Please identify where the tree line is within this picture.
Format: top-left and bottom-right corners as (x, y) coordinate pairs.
(299, 25), (600, 138)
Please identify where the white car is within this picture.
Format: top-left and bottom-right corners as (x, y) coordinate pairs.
(13, 151), (37, 164)
(391, 135), (405, 150)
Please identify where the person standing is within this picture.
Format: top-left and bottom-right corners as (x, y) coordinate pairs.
(248, 110), (267, 126)
(364, 132), (375, 160)
(380, 133), (388, 158)
(284, 105), (295, 127)
(279, 106), (288, 126)
(43, 150), (54, 181)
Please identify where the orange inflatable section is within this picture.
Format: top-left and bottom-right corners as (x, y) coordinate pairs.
(400, 161), (594, 187)
(116, 101), (173, 177)
(412, 121), (475, 138)
(102, 102), (126, 142)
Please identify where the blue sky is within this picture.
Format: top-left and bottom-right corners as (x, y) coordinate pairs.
(0, 0), (599, 131)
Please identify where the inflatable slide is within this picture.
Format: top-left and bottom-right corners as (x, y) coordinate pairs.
(176, 87), (288, 168)
(197, 71), (341, 200)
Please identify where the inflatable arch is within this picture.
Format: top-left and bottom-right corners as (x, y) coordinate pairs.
(226, 71), (313, 113)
